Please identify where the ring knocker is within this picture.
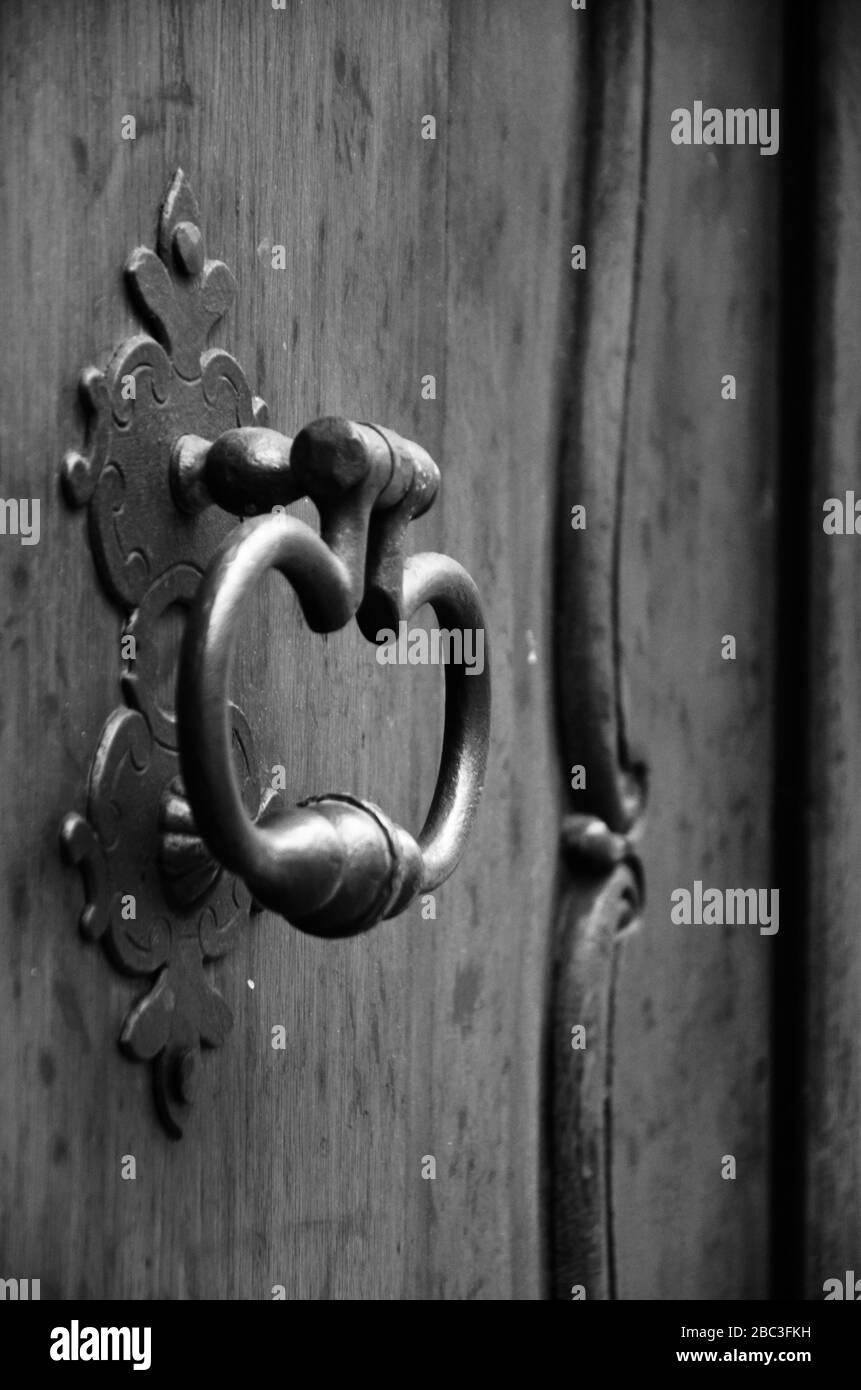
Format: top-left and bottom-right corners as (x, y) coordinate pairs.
(60, 169), (489, 1133)
(173, 417), (491, 938)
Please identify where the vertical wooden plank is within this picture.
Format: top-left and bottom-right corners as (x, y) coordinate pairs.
(806, 0), (861, 1299)
(612, 0), (780, 1298)
(0, 0), (579, 1300)
(549, 0), (648, 1300)
(431, 0), (579, 1299)
(0, 0), (451, 1300)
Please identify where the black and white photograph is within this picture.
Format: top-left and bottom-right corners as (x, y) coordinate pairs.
(0, 0), (858, 1355)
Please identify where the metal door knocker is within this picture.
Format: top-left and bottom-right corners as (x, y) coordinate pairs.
(60, 170), (490, 1136)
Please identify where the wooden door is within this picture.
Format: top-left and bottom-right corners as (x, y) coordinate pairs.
(0, 0), (574, 1301)
(0, 0), (846, 1304)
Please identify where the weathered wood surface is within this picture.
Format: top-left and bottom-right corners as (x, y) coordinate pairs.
(0, 0), (575, 1299)
(550, 0), (648, 1301)
(612, 0), (780, 1298)
(806, 0), (861, 1301)
(1, 0), (803, 1305)
(552, 861), (641, 1300)
(552, 0), (779, 1298)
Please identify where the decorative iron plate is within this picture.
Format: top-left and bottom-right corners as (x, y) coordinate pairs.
(60, 171), (267, 1137)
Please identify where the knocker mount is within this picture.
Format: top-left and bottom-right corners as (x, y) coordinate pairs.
(60, 171), (489, 1137)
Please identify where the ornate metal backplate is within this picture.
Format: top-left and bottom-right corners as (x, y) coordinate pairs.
(60, 171), (267, 1137)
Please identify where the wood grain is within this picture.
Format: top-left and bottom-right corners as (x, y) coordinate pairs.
(554, 0), (650, 836)
(612, 0), (780, 1298)
(549, 0), (649, 1301)
(0, 0), (576, 1299)
(552, 863), (641, 1300)
(0, 0), (797, 1305)
(805, 0), (861, 1300)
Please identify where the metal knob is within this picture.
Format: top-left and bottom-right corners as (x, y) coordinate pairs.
(175, 417), (490, 937)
